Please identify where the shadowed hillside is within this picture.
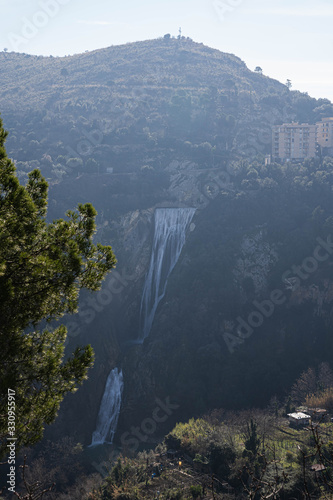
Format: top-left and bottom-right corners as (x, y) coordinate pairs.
(1, 37), (333, 451)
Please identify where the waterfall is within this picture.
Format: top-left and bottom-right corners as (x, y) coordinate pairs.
(90, 367), (124, 446)
(139, 207), (195, 340)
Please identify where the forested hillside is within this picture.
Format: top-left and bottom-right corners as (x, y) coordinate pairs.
(0, 37), (332, 193)
(1, 37), (333, 498)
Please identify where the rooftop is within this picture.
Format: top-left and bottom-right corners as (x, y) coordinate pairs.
(288, 412), (311, 420)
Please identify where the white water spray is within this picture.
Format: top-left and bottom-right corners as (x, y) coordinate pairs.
(90, 367), (124, 446)
(139, 208), (195, 340)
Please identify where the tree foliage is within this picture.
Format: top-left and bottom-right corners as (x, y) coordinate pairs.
(243, 419), (261, 457)
(0, 117), (117, 457)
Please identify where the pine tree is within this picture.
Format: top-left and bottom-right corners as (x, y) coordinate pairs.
(0, 117), (117, 457)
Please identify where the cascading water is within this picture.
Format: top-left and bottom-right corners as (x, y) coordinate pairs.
(90, 209), (194, 445)
(89, 367), (124, 446)
(139, 207), (195, 340)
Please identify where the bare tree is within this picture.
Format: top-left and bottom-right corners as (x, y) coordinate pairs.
(291, 367), (317, 405)
(13, 456), (55, 500)
(238, 446), (288, 499)
(318, 362), (333, 391)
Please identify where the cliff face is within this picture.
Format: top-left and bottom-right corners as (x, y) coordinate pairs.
(45, 161), (333, 446)
(1, 38), (333, 446)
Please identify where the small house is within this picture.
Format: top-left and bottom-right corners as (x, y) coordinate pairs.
(311, 464), (326, 473)
(310, 464), (326, 483)
(307, 408), (328, 422)
(287, 412), (311, 428)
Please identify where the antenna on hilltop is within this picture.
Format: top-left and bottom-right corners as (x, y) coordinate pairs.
(178, 27), (182, 39)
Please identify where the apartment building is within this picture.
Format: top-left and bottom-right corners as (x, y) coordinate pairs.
(272, 123), (316, 161)
(316, 117), (333, 149)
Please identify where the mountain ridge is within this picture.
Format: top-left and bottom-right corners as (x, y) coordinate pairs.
(1, 37), (333, 448)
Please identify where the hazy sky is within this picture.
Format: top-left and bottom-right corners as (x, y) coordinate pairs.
(1, 0), (332, 102)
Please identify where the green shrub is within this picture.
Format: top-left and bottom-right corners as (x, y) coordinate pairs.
(165, 488), (183, 500)
(190, 484), (202, 498)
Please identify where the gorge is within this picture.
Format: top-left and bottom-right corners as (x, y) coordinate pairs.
(0, 38), (332, 448)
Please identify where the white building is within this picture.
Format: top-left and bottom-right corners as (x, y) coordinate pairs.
(287, 412), (311, 427)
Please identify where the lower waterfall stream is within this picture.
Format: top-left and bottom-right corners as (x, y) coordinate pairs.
(90, 367), (124, 446)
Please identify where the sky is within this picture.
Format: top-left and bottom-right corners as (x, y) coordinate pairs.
(0, 0), (332, 102)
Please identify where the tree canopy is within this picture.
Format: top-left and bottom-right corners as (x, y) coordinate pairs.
(0, 116), (116, 457)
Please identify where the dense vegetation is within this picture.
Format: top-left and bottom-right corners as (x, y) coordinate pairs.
(0, 116), (116, 458)
(88, 363), (333, 499)
(120, 154), (333, 432)
(9, 363), (333, 499)
(1, 37), (333, 498)
(1, 38), (332, 441)
(0, 38), (332, 194)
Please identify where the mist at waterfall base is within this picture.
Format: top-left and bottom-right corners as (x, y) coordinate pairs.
(90, 368), (124, 447)
(139, 208), (196, 340)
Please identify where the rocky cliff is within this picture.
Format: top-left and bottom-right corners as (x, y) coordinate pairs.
(1, 38), (333, 446)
